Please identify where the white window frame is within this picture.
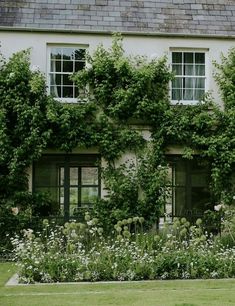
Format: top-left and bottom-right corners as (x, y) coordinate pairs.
(47, 44), (88, 103)
(170, 48), (209, 105)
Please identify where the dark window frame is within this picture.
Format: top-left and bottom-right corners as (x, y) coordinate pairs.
(165, 156), (213, 220)
(33, 154), (101, 220)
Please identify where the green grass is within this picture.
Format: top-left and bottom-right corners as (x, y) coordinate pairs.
(1, 263), (235, 306)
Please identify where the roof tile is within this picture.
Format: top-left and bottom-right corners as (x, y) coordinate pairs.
(0, 0), (235, 36)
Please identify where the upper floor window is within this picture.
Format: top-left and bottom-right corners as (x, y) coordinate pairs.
(48, 46), (86, 102)
(171, 51), (206, 104)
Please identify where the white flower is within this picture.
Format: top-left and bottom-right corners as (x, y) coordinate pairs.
(11, 207), (19, 215)
(214, 204), (223, 211)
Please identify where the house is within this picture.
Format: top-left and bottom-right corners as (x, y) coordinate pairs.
(1, 0), (235, 224)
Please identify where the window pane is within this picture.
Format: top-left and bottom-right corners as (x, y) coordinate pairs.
(34, 163), (58, 186)
(195, 78), (205, 89)
(175, 161), (186, 185)
(74, 49), (86, 60)
(81, 167), (99, 185)
(70, 167), (78, 185)
(70, 187), (78, 204)
(60, 187), (64, 204)
(195, 65), (205, 76)
(191, 187), (211, 216)
(62, 61), (73, 73)
(184, 78), (194, 89)
(172, 78), (182, 88)
(60, 167), (64, 186)
(60, 187), (64, 216)
(50, 60), (61, 73)
(63, 86), (73, 98)
(63, 74), (73, 86)
(172, 64), (182, 75)
(183, 89), (194, 100)
(172, 89), (182, 100)
(51, 48), (62, 60)
(81, 187), (99, 204)
(75, 61), (85, 72)
(50, 74), (62, 86)
(195, 53), (205, 64)
(184, 64), (194, 76)
(194, 89), (204, 100)
(175, 187), (186, 216)
(184, 53), (193, 63)
(50, 86), (61, 98)
(62, 48), (73, 61)
(70, 187), (78, 216)
(172, 52), (182, 63)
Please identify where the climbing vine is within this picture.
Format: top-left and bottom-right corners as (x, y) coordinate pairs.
(1, 37), (235, 232)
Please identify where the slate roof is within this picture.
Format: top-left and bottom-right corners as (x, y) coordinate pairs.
(0, 0), (235, 37)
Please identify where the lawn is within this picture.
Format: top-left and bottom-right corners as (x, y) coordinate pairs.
(0, 263), (235, 306)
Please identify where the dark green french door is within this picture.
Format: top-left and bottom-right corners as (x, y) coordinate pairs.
(33, 154), (100, 219)
(165, 156), (213, 220)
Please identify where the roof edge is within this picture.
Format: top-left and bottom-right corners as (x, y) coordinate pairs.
(0, 26), (235, 40)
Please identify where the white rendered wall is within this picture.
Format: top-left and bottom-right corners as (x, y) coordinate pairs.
(0, 31), (235, 106)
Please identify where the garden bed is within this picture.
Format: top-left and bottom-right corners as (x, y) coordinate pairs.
(11, 214), (235, 284)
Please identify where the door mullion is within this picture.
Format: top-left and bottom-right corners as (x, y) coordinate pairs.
(64, 157), (70, 221)
(78, 167), (81, 208)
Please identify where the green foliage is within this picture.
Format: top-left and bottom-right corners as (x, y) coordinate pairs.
(0, 50), (51, 197)
(214, 48), (235, 110)
(2, 36), (235, 236)
(11, 216), (235, 283)
(73, 36), (172, 122)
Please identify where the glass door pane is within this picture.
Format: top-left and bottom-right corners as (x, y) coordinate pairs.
(81, 167), (98, 185)
(81, 187), (99, 205)
(59, 167), (64, 216)
(70, 187), (78, 216)
(70, 167), (78, 185)
(69, 167), (78, 216)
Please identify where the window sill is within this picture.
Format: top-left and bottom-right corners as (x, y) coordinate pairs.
(54, 98), (88, 104)
(171, 100), (202, 105)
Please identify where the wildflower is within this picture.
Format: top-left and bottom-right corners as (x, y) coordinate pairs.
(181, 217), (187, 224)
(214, 204), (224, 211)
(180, 228), (187, 237)
(11, 207), (19, 215)
(116, 226), (122, 233)
(42, 219), (49, 227)
(196, 218), (202, 226)
(85, 212), (91, 221)
(123, 230), (131, 238)
(154, 235), (160, 242)
(139, 217), (144, 224)
(9, 72), (15, 78)
(97, 227), (103, 235)
(92, 218), (99, 225)
(127, 218), (133, 224)
(87, 220), (93, 226)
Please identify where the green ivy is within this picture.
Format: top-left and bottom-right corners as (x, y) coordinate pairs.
(1, 37), (235, 230)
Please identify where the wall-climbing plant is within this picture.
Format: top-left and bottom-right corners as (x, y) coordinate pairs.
(1, 36), (235, 233)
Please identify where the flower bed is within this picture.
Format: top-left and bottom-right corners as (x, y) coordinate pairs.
(11, 215), (235, 283)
